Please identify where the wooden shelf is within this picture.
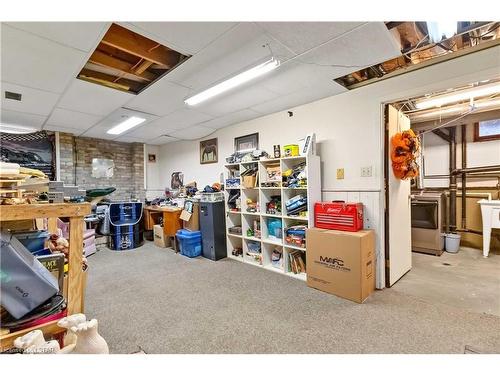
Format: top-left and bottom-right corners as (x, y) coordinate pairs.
(0, 202), (90, 351)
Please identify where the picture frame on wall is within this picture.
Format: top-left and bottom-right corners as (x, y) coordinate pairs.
(200, 138), (218, 164)
(148, 153), (156, 163)
(234, 132), (259, 153)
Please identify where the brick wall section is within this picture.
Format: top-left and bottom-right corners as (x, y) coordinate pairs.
(58, 132), (75, 185)
(58, 132), (145, 201)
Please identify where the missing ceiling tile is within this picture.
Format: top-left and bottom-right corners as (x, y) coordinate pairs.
(5, 91), (22, 101)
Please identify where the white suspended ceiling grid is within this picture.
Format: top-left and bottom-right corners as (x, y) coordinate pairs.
(0, 22), (401, 144)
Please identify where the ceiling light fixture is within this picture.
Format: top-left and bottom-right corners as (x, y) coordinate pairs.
(0, 123), (37, 134)
(411, 98), (500, 121)
(415, 82), (500, 110)
(184, 57), (280, 106)
(426, 21), (457, 43)
(106, 116), (146, 135)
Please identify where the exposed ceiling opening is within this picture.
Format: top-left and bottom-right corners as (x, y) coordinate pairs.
(77, 23), (191, 94)
(335, 21), (500, 90)
(390, 77), (500, 128)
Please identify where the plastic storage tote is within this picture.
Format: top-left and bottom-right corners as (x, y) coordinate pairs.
(12, 230), (49, 253)
(176, 229), (202, 258)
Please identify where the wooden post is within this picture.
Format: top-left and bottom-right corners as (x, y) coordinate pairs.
(67, 217), (84, 314)
(47, 217), (58, 234)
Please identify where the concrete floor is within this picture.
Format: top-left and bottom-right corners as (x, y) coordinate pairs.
(392, 247), (500, 317)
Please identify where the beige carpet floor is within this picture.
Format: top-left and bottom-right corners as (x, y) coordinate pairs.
(85, 243), (500, 354)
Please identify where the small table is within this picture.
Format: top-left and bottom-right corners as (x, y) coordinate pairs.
(144, 206), (183, 237)
(478, 199), (500, 258)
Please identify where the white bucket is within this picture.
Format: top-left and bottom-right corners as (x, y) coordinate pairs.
(445, 233), (461, 253)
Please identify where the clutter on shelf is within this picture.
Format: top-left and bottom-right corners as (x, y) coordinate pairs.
(285, 225), (307, 248)
(246, 240), (262, 264)
(265, 164), (281, 184)
(225, 178), (240, 188)
(266, 218), (282, 240)
(231, 246), (243, 257)
(228, 225), (242, 235)
(285, 194), (308, 216)
(287, 250), (306, 274)
(245, 198), (259, 213)
(0, 162), (49, 205)
(283, 144), (299, 157)
(227, 190), (241, 212)
(271, 246), (283, 268)
(314, 201), (364, 232)
(246, 219), (261, 239)
(282, 161), (307, 188)
(266, 195), (281, 215)
(241, 164), (259, 188)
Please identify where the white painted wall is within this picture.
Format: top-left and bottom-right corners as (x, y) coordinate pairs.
(151, 45), (500, 288)
(145, 144), (163, 199)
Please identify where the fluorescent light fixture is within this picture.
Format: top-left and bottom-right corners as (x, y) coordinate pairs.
(411, 98), (500, 122)
(415, 82), (500, 110)
(184, 58), (280, 106)
(426, 21), (457, 43)
(0, 123), (37, 134)
(106, 116), (146, 135)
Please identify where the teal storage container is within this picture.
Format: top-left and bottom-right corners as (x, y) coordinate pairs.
(176, 229), (202, 258)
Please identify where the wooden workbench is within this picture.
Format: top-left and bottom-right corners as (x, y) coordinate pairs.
(0, 202), (91, 351)
(143, 206), (182, 237)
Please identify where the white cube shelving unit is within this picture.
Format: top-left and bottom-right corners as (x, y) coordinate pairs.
(224, 155), (321, 281)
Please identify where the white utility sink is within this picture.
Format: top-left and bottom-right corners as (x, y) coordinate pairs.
(478, 199), (500, 257)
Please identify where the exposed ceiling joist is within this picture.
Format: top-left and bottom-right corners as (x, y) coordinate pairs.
(89, 50), (156, 82)
(101, 23), (180, 67)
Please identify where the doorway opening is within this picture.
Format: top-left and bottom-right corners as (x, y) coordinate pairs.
(383, 77), (500, 317)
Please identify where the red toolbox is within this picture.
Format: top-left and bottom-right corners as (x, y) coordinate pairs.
(314, 201), (364, 232)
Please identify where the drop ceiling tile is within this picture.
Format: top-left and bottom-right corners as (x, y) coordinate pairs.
(145, 136), (177, 145)
(251, 83), (346, 114)
(193, 85), (279, 117)
(46, 108), (102, 130)
(125, 79), (192, 117)
(201, 109), (261, 129)
(1, 82), (60, 116)
(1, 24), (87, 93)
(302, 22), (401, 73)
(125, 119), (173, 139)
(171, 29), (295, 91)
(126, 22), (237, 55)
(58, 80), (132, 116)
(0, 110), (46, 129)
(80, 107), (159, 139)
(43, 124), (85, 136)
(168, 125), (216, 140)
(5, 22), (109, 52)
(257, 22), (364, 54)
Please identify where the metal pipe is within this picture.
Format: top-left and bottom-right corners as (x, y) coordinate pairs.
(461, 124), (467, 229)
(456, 228), (482, 235)
(451, 165), (500, 175)
(449, 127), (457, 232)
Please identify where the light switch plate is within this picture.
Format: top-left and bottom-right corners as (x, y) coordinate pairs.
(336, 168), (344, 179)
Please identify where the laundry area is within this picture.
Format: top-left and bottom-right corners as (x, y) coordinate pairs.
(0, 7), (499, 367)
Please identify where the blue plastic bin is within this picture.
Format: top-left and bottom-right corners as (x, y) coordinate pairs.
(12, 231), (49, 253)
(176, 229), (202, 258)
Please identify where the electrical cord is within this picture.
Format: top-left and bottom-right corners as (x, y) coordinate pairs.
(419, 106), (476, 135)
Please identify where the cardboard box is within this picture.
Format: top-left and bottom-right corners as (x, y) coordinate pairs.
(306, 228), (375, 303)
(181, 202), (200, 231)
(243, 175), (257, 188)
(153, 224), (171, 247)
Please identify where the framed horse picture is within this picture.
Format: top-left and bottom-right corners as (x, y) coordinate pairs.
(200, 138), (218, 164)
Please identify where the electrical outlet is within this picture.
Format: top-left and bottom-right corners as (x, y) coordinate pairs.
(336, 168), (344, 179)
(361, 166), (372, 177)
